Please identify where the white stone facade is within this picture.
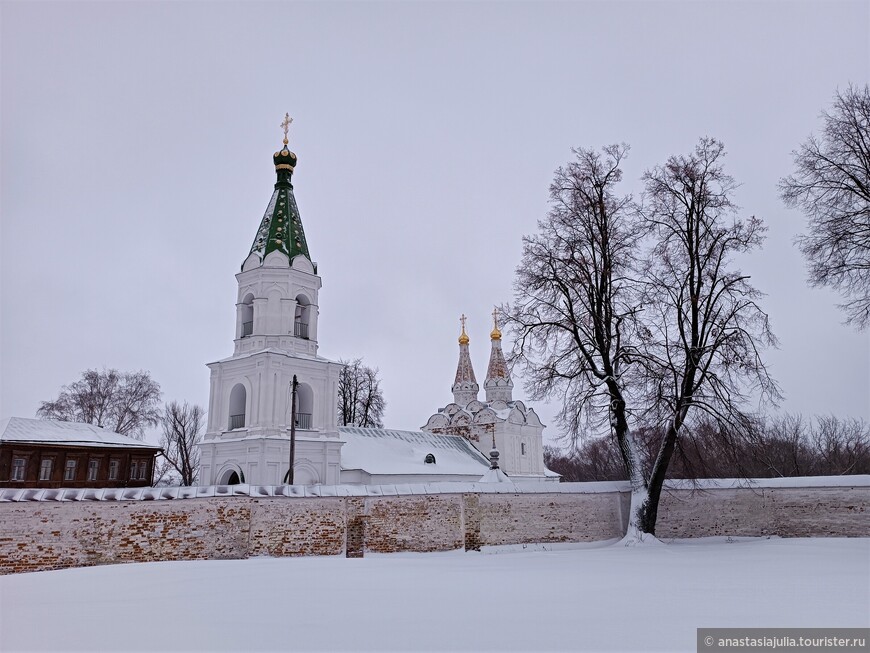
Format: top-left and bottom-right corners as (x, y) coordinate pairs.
(422, 399), (553, 482)
(422, 323), (558, 482)
(198, 153), (343, 486)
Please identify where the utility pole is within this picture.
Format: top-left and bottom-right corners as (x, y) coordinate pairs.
(288, 374), (298, 485)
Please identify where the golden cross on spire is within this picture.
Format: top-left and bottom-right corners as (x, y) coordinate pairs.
(459, 313), (469, 345)
(460, 314), (467, 331)
(281, 112), (293, 146)
(491, 306), (502, 340)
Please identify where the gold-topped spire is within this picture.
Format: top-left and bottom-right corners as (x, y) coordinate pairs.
(458, 313), (470, 345)
(490, 307), (502, 340)
(280, 112), (293, 146)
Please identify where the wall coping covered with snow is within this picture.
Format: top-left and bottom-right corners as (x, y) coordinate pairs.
(0, 475), (867, 503)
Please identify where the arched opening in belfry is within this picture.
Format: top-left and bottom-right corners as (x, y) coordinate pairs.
(226, 471), (240, 485)
(228, 384), (247, 430)
(241, 293), (254, 337)
(294, 382), (314, 430)
(294, 294), (310, 339)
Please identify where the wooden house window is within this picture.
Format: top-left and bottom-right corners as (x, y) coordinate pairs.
(87, 460), (99, 481)
(109, 459), (119, 480)
(130, 461), (139, 480)
(11, 458), (25, 481)
(39, 459), (53, 481)
(64, 459), (77, 481)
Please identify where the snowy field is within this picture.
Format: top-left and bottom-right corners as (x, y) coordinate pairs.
(1, 538), (868, 653)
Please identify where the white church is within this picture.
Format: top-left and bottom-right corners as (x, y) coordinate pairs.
(197, 121), (558, 486)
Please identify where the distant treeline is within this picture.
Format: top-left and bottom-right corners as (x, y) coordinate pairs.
(545, 415), (870, 481)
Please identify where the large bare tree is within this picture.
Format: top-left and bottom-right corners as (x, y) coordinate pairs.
(505, 144), (649, 534)
(634, 138), (781, 533)
(780, 84), (870, 329)
(37, 369), (162, 440)
(158, 401), (204, 486)
(508, 139), (779, 540)
(337, 358), (386, 428)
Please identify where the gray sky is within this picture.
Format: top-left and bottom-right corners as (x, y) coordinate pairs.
(2, 1), (869, 447)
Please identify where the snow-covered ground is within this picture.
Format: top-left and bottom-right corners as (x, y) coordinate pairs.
(1, 537), (868, 652)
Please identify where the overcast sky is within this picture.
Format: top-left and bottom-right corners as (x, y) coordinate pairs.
(2, 1), (868, 447)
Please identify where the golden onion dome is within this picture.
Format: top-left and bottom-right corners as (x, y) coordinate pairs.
(458, 314), (470, 345)
(490, 308), (502, 340)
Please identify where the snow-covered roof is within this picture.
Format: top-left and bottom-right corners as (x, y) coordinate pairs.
(0, 417), (160, 449)
(338, 426), (490, 477)
(479, 466), (512, 483)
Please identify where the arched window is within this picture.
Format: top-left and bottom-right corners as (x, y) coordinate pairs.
(294, 382), (314, 429)
(294, 294), (310, 339)
(229, 384), (247, 430)
(241, 293), (254, 337)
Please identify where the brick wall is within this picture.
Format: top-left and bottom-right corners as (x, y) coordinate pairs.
(656, 485), (870, 539)
(478, 492), (626, 546)
(0, 499), (251, 574)
(0, 478), (867, 574)
(248, 497), (346, 557)
(364, 494), (464, 553)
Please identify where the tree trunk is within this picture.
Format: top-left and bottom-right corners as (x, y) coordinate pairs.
(607, 382), (660, 543)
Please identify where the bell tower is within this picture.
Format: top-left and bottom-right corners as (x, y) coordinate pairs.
(198, 115), (343, 486)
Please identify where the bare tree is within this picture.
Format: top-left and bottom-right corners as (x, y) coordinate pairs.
(504, 144), (649, 533)
(508, 140), (779, 540)
(808, 415), (870, 475)
(37, 369), (162, 440)
(159, 401), (204, 486)
(544, 441), (626, 482)
(780, 84), (870, 329)
(337, 358), (386, 427)
(152, 456), (176, 487)
(544, 413), (869, 481)
(742, 414), (811, 478)
(634, 137), (781, 533)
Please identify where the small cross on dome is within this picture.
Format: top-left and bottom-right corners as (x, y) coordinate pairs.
(281, 113), (293, 146)
(459, 314), (470, 345)
(490, 307), (502, 340)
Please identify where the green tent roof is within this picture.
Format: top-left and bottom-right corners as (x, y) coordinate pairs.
(247, 147), (311, 266)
